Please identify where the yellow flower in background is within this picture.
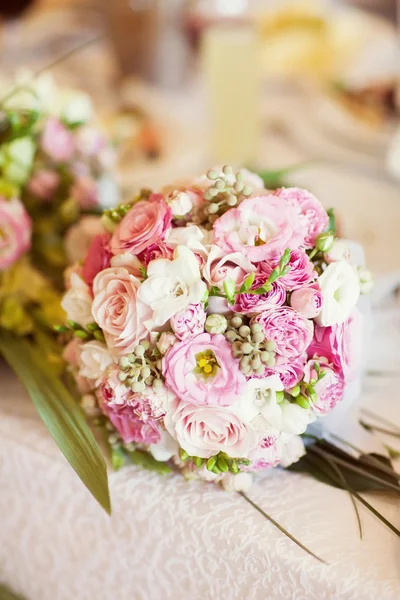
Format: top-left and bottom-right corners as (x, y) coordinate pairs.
(0, 295), (33, 335)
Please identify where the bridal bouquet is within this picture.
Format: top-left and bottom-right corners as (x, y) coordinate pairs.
(60, 165), (372, 491)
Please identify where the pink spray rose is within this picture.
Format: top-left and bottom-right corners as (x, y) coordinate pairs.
(233, 275), (286, 315)
(246, 437), (283, 471)
(27, 169), (60, 200)
(170, 304), (206, 340)
(110, 194), (172, 256)
(139, 241), (173, 266)
(264, 354), (307, 390)
(41, 117), (75, 163)
(71, 176), (99, 210)
(252, 307), (314, 364)
(276, 187), (328, 248)
(304, 357), (345, 416)
(164, 397), (257, 459)
(260, 249), (316, 291)
(213, 195), (306, 263)
(308, 308), (363, 382)
(290, 283), (323, 319)
(162, 332), (246, 406)
(0, 197), (31, 270)
(83, 233), (112, 287)
(92, 267), (152, 355)
(103, 403), (161, 445)
(203, 245), (256, 291)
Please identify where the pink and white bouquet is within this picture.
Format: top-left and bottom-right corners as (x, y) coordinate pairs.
(60, 166), (371, 490)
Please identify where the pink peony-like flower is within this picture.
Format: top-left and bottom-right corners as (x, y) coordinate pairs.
(170, 304), (206, 340)
(308, 308), (363, 382)
(83, 233), (112, 287)
(0, 197), (31, 270)
(110, 194), (172, 256)
(139, 241), (173, 266)
(213, 195), (306, 263)
(162, 332), (246, 406)
(245, 438), (283, 471)
(264, 354), (307, 390)
(164, 397), (257, 459)
(276, 187), (328, 248)
(103, 403), (161, 444)
(71, 176), (98, 210)
(27, 169), (60, 200)
(92, 267), (152, 355)
(252, 307), (314, 364)
(290, 283), (322, 319)
(304, 357), (345, 416)
(203, 246), (256, 291)
(41, 117), (75, 163)
(233, 275), (286, 315)
(260, 249), (316, 291)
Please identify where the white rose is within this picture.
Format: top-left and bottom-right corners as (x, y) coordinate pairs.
(279, 435), (306, 468)
(325, 239), (351, 263)
(203, 245), (256, 290)
(138, 245), (207, 328)
(61, 273), (93, 328)
(165, 226), (208, 259)
(316, 261), (360, 326)
(79, 341), (114, 385)
(166, 190), (193, 217)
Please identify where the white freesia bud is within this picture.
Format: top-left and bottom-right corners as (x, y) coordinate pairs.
(167, 190), (193, 217)
(205, 313), (227, 334)
(315, 232), (335, 253)
(80, 394), (100, 416)
(316, 261), (360, 327)
(358, 266), (374, 294)
(279, 435), (306, 468)
(157, 332), (177, 355)
(325, 239), (351, 263)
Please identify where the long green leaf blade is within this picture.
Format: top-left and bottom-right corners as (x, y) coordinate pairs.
(0, 332), (111, 514)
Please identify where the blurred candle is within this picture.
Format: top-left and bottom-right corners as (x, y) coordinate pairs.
(201, 24), (261, 165)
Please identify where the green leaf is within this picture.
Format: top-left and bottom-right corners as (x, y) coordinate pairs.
(0, 331), (111, 514)
(254, 162), (311, 189)
(279, 248), (291, 270)
(125, 449), (171, 474)
(267, 268), (280, 284)
(0, 584), (26, 600)
(223, 278), (236, 304)
(239, 272), (256, 293)
(327, 208), (337, 234)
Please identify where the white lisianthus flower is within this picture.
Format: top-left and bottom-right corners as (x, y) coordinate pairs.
(138, 245), (207, 328)
(166, 190), (193, 217)
(263, 398), (315, 436)
(316, 261), (360, 327)
(165, 226), (208, 259)
(79, 341), (114, 385)
(325, 239), (351, 263)
(279, 435), (306, 468)
(61, 273), (94, 328)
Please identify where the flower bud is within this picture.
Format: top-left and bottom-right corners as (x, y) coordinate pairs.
(315, 232), (334, 253)
(290, 284), (322, 319)
(325, 239), (350, 263)
(205, 313), (228, 335)
(156, 332), (177, 355)
(358, 266), (373, 294)
(166, 190), (193, 217)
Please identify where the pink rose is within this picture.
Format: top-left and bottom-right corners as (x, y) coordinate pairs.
(260, 249), (316, 291)
(164, 397), (257, 459)
(92, 267), (152, 355)
(304, 357), (345, 416)
(170, 304), (206, 340)
(308, 308), (363, 382)
(264, 354), (306, 390)
(41, 117), (75, 163)
(27, 169), (60, 200)
(110, 194), (172, 256)
(213, 195), (306, 263)
(103, 403), (161, 444)
(252, 307), (313, 364)
(203, 246), (255, 290)
(83, 233), (112, 287)
(139, 241), (173, 266)
(290, 283), (323, 319)
(276, 187), (328, 248)
(162, 332), (246, 406)
(72, 176), (98, 210)
(233, 275), (286, 315)
(0, 197), (31, 270)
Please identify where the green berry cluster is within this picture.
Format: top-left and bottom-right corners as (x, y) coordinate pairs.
(201, 165), (253, 227)
(54, 320), (105, 342)
(224, 314), (276, 376)
(179, 448), (251, 475)
(118, 340), (163, 393)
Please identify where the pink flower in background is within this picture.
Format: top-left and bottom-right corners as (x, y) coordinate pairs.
(252, 307), (313, 364)
(27, 169), (60, 200)
(213, 195), (306, 262)
(304, 357), (345, 416)
(163, 332), (246, 406)
(264, 354), (306, 390)
(72, 176), (98, 210)
(0, 197), (31, 270)
(140, 241), (173, 266)
(276, 187), (328, 248)
(170, 304), (206, 340)
(83, 233), (112, 287)
(308, 308), (363, 382)
(233, 276), (286, 315)
(110, 194), (172, 256)
(164, 397), (257, 458)
(203, 246), (255, 290)
(92, 267), (152, 355)
(260, 249), (316, 291)
(41, 117), (75, 163)
(290, 283), (323, 319)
